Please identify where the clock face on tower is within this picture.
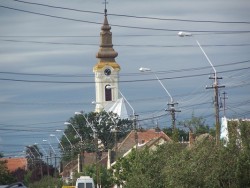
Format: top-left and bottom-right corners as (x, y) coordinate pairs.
(104, 68), (111, 76)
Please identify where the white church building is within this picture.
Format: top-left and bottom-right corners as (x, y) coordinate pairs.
(92, 9), (129, 119)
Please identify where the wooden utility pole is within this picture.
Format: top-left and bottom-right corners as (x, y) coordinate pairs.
(206, 73), (225, 145)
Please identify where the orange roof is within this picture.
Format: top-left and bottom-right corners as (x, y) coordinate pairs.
(0, 157), (27, 172)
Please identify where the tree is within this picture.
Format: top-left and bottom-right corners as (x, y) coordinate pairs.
(111, 121), (250, 188)
(70, 164), (113, 188)
(61, 111), (132, 161)
(25, 145), (51, 182)
(163, 127), (189, 141)
(178, 113), (214, 138)
(28, 175), (63, 188)
(0, 157), (16, 184)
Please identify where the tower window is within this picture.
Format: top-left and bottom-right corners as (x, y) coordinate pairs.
(105, 85), (112, 101)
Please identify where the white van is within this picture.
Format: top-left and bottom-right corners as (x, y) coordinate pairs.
(75, 176), (95, 188)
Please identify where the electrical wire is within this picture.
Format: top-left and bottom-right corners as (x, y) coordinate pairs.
(0, 59), (249, 78)
(1, 38), (250, 48)
(9, 0), (250, 25)
(0, 67), (249, 84)
(1, 5), (250, 33)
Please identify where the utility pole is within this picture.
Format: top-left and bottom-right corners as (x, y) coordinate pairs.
(206, 73), (225, 145)
(166, 101), (181, 131)
(166, 101), (181, 142)
(133, 114), (139, 150)
(221, 91), (228, 117)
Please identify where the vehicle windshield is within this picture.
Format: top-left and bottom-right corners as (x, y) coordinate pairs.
(78, 183), (84, 188)
(86, 183), (93, 188)
(77, 183), (93, 188)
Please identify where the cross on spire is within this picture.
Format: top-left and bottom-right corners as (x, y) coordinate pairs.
(103, 0), (108, 16)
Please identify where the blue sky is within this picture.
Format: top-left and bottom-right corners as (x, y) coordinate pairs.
(0, 0), (249, 157)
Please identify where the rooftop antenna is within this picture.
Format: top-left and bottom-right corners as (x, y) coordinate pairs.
(103, 0), (108, 16)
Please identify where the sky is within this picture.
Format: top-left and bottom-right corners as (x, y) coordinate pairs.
(0, 0), (249, 157)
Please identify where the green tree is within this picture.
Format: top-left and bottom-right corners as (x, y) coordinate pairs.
(163, 127), (189, 141)
(111, 121), (250, 188)
(178, 113), (214, 137)
(0, 157), (16, 184)
(61, 111), (132, 161)
(28, 175), (63, 188)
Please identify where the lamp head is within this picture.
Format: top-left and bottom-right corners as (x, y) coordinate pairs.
(106, 85), (115, 89)
(178, 31), (192, 37)
(139, 67), (151, 72)
(75, 111), (84, 115)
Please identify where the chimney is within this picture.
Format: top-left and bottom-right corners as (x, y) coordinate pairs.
(189, 131), (194, 147)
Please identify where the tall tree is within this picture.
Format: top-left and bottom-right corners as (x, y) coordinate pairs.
(178, 113), (214, 137)
(0, 157), (16, 184)
(61, 111), (132, 161)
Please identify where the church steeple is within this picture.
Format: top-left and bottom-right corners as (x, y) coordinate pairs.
(94, 12), (120, 71)
(93, 9), (120, 112)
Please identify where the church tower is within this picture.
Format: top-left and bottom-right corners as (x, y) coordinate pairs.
(93, 9), (120, 112)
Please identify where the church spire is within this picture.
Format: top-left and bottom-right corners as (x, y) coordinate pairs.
(93, 3), (120, 113)
(94, 5), (120, 71)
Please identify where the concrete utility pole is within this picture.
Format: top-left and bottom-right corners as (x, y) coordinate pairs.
(166, 102), (181, 131)
(221, 91), (228, 117)
(206, 74), (225, 145)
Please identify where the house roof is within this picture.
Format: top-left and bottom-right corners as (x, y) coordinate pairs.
(0, 157), (27, 172)
(61, 151), (108, 178)
(117, 129), (171, 157)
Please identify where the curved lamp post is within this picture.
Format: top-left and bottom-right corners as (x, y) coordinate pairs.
(178, 31), (225, 145)
(64, 121), (83, 172)
(106, 85), (138, 149)
(50, 134), (65, 152)
(139, 67), (180, 134)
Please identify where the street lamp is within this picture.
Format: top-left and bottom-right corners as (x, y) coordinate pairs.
(50, 134), (65, 151)
(64, 121), (83, 172)
(64, 122), (83, 142)
(35, 142), (49, 175)
(75, 111), (95, 131)
(32, 144), (43, 177)
(178, 31), (217, 78)
(139, 67), (173, 103)
(106, 85), (138, 148)
(56, 130), (73, 148)
(42, 139), (56, 155)
(92, 100), (119, 160)
(75, 110), (101, 187)
(178, 31), (225, 145)
(139, 67), (180, 134)
(43, 139), (57, 176)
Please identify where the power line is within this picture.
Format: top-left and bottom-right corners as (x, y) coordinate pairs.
(1, 5), (250, 33)
(0, 67), (249, 84)
(1, 38), (250, 48)
(10, 0), (250, 25)
(0, 60), (249, 78)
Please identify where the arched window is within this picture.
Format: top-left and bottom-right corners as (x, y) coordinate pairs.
(105, 85), (112, 101)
